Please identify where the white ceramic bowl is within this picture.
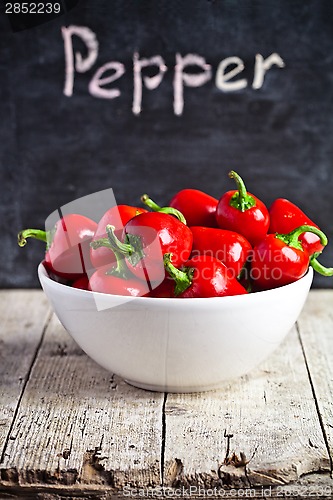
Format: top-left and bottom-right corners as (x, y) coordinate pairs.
(38, 263), (313, 393)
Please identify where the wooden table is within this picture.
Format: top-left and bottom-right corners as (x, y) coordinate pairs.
(0, 289), (332, 499)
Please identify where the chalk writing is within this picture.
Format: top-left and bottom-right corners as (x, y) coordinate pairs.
(62, 25), (285, 115)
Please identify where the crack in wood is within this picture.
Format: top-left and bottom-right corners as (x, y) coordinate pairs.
(0, 467), (19, 484)
(1, 291), (332, 495)
(0, 311), (53, 465)
(58, 435), (74, 461)
(80, 409), (88, 439)
(1, 472), (331, 499)
(218, 433), (249, 489)
(55, 343), (68, 357)
(160, 392), (168, 486)
(224, 451), (248, 467)
(0, 483), (117, 498)
(296, 321), (333, 474)
(1, 465), (80, 487)
(164, 458), (183, 486)
(223, 429), (234, 463)
(109, 374), (118, 391)
(218, 432), (262, 488)
(81, 447), (114, 487)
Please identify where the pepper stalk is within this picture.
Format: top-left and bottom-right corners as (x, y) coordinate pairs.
(141, 194), (187, 225)
(228, 171), (256, 212)
(90, 224), (145, 269)
(275, 224), (333, 277)
(163, 253), (193, 296)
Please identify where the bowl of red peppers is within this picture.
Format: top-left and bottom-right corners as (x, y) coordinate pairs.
(19, 171), (333, 392)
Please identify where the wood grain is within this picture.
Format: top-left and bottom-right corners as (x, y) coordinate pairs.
(2, 476), (333, 500)
(0, 313), (164, 490)
(163, 323), (331, 488)
(296, 290), (333, 469)
(1, 290), (333, 499)
(2, 1), (333, 289)
(0, 290), (51, 461)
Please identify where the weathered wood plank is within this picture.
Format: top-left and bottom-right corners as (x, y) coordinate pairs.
(0, 313), (164, 490)
(1, 472), (332, 499)
(1, 289), (333, 498)
(0, 290), (51, 461)
(297, 290), (333, 470)
(163, 321), (331, 489)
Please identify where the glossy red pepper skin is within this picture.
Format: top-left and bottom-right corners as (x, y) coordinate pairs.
(249, 222), (332, 289)
(148, 277), (175, 298)
(180, 256), (247, 298)
(164, 254), (247, 298)
(216, 171), (270, 247)
(90, 205), (147, 269)
(269, 198), (324, 256)
(250, 234), (310, 290)
(18, 214), (97, 280)
(190, 226), (252, 279)
(123, 212), (193, 283)
(72, 275), (90, 290)
(45, 214), (97, 279)
(169, 189), (219, 228)
(89, 267), (150, 296)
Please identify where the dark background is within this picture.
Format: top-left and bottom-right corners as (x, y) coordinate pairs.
(1, 0), (333, 288)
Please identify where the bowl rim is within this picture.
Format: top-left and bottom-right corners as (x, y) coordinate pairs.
(38, 261), (314, 304)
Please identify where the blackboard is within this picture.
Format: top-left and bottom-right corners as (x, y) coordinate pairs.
(1, 0), (333, 288)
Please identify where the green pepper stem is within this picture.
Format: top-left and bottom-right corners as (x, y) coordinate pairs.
(107, 225), (146, 267)
(90, 226), (130, 279)
(140, 195), (160, 212)
(276, 225), (328, 250)
(228, 171), (256, 212)
(90, 225), (134, 255)
(18, 228), (47, 247)
(141, 194), (187, 225)
(90, 225), (146, 269)
(105, 246), (130, 279)
(106, 225), (134, 255)
(163, 253), (192, 296)
(90, 237), (113, 250)
(310, 255), (333, 277)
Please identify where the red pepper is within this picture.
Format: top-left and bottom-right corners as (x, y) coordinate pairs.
(89, 239), (150, 296)
(18, 214), (97, 279)
(190, 226), (252, 279)
(216, 171), (270, 246)
(91, 208), (193, 284)
(250, 225), (332, 290)
(269, 198), (324, 256)
(146, 276), (175, 298)
(72, 275), (90, 290)
(123, 209), (192, 281)
(89, 267), (150, 296)
(168, 189), (219, 228)
(163, 254), (248, 298)
(90, 205), (147, 269)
